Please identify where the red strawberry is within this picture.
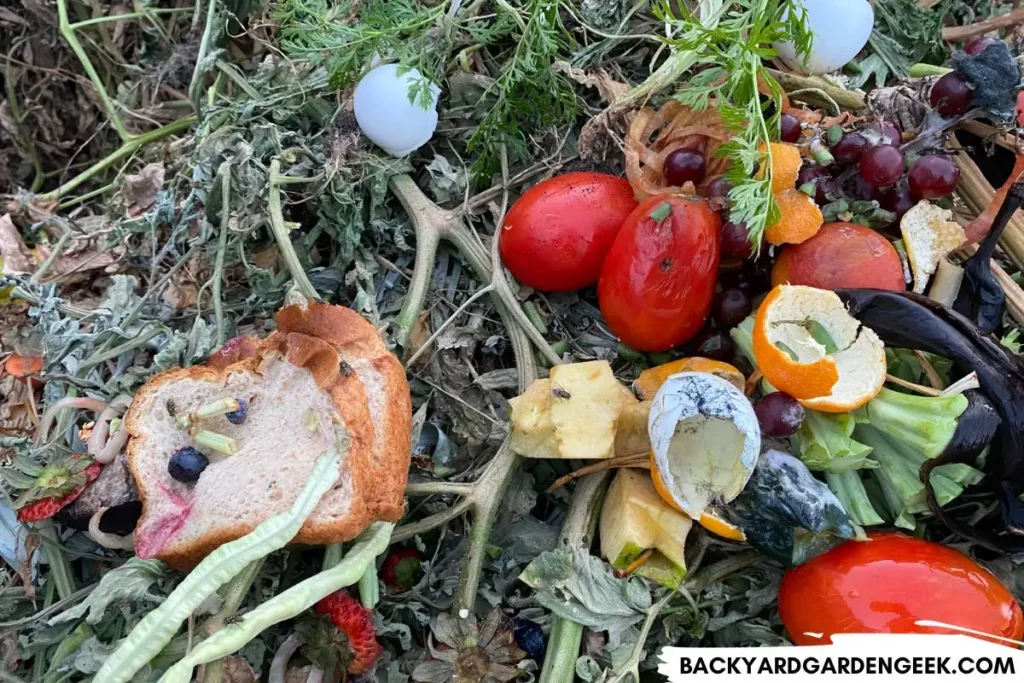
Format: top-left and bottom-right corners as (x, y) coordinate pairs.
(381, 548), (424, 590)
(313, 590), (381, 675)
(17, 462), (101, 523)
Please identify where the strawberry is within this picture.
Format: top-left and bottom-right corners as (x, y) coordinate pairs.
(313, 590), (381, 675)
(16, 461), (101, 523)
(380, 548), (424, 590)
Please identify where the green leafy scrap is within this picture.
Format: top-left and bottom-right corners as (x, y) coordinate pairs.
(656, 0), (813, 247)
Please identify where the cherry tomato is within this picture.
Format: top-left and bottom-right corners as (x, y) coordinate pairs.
(779, 533), (1024, 645)
(598, 195), (721, 352)
(499, 172), (638, 292)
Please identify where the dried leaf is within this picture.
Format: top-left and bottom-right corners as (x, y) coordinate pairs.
(0, 215), (33, 275)
(123, 163), (166, 215)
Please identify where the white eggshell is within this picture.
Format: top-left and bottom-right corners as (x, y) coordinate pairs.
(775, 0), (874, 75)
(354, 63), (440, 158)
(648, 372), (761, 519)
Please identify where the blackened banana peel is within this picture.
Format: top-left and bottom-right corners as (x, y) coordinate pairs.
(836, 289), (1024, 552)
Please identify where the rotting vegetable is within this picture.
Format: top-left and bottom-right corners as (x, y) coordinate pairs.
(598, 195), (721, 352)
(499, 172), (638, 292)
(779, 533), (1024, 644)
(837, 288), (1024, 550)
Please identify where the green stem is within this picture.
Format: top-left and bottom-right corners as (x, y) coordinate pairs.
(189, 0), (218, 113)
(56, 0), (130, 141)
(37, 521), (75, 600)
(522, 301), (548, 334)
(212, 163), (231, 347)
(43, 622), (93, 683)
(78, 326), (163, 371)
(68, 7), (192, 30)
(539, 472), (611, 683)
(909, 63), (953, 78)
(37, 116), (196, 202)
(358, 563), (379, 609)
(323, 543), (344, 570)
(29, 220), (72, 285)
(267, 159), (320, 301)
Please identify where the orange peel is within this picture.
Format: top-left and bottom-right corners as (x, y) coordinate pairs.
(752, 285), (886, 412)
(758, 142), (802, 193)
(650, 454), (747, 542)
(633, 357), (745, 399)
(765, 189), (824, 246)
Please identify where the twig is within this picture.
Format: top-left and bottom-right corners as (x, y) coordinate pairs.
(404, 284), (495, 367)
(267, 159), (320, 301)
(885, 373), (942, 397)
(942, 8), (1024, 41)
(212, 164), (231, 347)
(546, 454), (647, 493)
(764, 68), (867, 111)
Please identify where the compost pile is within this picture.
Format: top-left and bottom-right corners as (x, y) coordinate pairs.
(3, 0), (1024, 681)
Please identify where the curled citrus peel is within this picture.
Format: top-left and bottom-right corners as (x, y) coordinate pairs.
(757, 142), (802, 194)
(765, 189), (823, 246)
(633, 357), (745, 400)
(649, 455), (747, 542)
(753, 285), (886, 413)
(625, 101), (730, 201)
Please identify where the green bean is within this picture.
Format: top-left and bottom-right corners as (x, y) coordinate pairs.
(97, 446), (342, 683)
(159, 522), (393, 683)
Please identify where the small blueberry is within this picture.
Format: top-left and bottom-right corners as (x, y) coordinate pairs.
(225, 398), (248, 425)
(169, 447), (209, 483)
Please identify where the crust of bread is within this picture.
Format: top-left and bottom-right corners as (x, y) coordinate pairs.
(125, 303), (411, 570)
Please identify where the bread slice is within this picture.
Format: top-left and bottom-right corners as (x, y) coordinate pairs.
(125, 302), (411, 570)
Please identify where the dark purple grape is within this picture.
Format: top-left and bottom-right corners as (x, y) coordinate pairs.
(700, 176), (732, 199)
(663, 149), (707, 186)
(832, 132), (868, 166)
(797, 165), (833, 206)
(908, 155), (960, 200)
(780, 113), (802, 143)
(854, 176), (883, 201)
(721, 221), (754, 259)
(878, 183), (916, 223)
(712, 288), (752, 328)
(964, 36), (999, 55)
(755, 392), (805, 437)
(515, 620), (546, 660)
(868, 120), (902, 147)
(691, 329), (736, 362)
(859, 145), (905, 186)
(929, 72), (973, 116)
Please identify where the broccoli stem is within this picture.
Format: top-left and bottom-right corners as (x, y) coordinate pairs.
(854, 388), (967, 458)
(825, 471), (885, 526)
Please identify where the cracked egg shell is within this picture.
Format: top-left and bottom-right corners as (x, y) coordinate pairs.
(649, 372), (761, 520)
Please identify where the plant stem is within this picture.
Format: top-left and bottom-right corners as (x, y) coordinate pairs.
(4, 49), (44, 192)
(764, 68), (867, 111)
(56, 0), (130, 141)
(908, 63), (953, 78)
(69, 7), (192, 29)
(212, 163), (231, 347)
(267, 159), (320, 301)
(404, 284), (495, 367)
(199, 558), (265, 683)
(539, 472), (611, 683)
(37, 521), (75, 600)
(189, 0), (219, 113)
(37, 116), (196, 202)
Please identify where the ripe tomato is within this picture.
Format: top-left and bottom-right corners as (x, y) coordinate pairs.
(499, 173), (638, 292)
(779, 532), (1023, 645)
(771, 222), (905, 291)
(598, 195), (720, 352)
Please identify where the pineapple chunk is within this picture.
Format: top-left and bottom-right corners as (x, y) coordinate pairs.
(614, 401), (652, 457)
(600, 468), (691, 578)
(549, 361), (632, 459)
(508, 379), (560, 460)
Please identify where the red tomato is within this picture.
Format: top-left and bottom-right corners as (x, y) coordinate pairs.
(598, 195), (720, 352)
(499, 173), (638, 292)
(779, 533), (1023, 645)
(771, 222), (905, 292)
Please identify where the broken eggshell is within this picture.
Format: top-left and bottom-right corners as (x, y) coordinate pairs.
(775, 0), (874, 75)
(649, 372), (761, 520)
(353, 63), (440, 158)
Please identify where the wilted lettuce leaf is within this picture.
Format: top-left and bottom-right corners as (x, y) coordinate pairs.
(49, 558), (168, 625)
(519, 546), (649, 638)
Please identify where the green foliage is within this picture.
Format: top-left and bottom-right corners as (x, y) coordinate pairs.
(656, 0), (812, 247)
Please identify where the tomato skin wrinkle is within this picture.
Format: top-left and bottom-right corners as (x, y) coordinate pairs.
(598, 195), (721, 352)
(779, 532), (1024, 646)
(499, 172), (638, 292)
